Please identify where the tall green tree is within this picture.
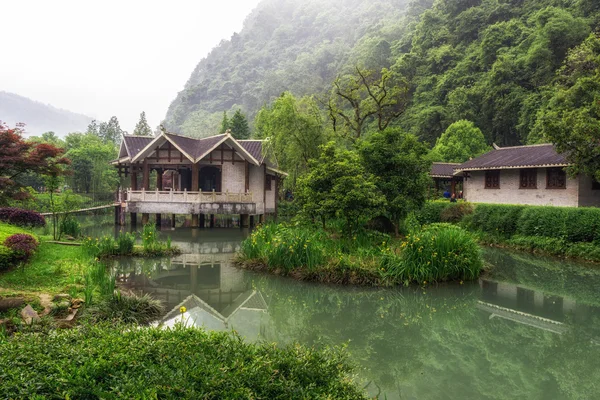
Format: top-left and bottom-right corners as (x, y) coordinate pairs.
(255, 92), (327, 188)
(327, 67), (409, 140)
(359, 128), (431, 236)
(220, 111), (230, 134)
(229, 109), (250, 139)
(536, 33), (600, 181)
(296, 142), (385, 233)
(98, 116), (124, 145)
(133, 112), (153, 136)
(430, 120), (490, 163)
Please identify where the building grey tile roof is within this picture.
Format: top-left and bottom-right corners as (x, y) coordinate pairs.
(165, 133), (226, 160)
(123, 136), (154, 159)
(431, 162), (462, 178)
(456, 144), (569, 172)
(238, 140), (264, 163)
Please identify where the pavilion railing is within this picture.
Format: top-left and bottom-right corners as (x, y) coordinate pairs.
(126, 189), (253, 204)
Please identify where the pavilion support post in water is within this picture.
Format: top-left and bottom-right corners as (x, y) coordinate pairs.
(240, 214), (249, 228)
(171, 214), (176, 228)
(141, 160), (150, 226)
(210, 214), (215, 228)
(130, 168), (138, 227)
(155, 169), (163, 227)
(200, 214), (205, 228)
(249, 215), (255, 229)
(191, 163), (199, 228)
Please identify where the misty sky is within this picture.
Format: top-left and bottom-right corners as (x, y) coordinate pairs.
(1, 0), (262, 132)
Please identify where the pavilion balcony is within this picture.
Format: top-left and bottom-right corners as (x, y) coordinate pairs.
(125, 189), (256, 215)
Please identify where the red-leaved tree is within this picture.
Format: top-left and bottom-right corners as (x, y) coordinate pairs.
(0, 122), (71, 205)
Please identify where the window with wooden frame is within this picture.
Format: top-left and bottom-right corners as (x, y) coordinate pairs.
(593, 179), (600, 190)
(519, 169), (537, 189)
(484, 170), (500, 189)
(546, 167), (566, 189)
(265, 175), (272, 191)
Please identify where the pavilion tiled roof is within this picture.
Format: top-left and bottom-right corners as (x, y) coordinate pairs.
(431, 162), (462, 178)
(123, 136), (154, 159)
(238, 140), (264, 163)
(166, 133), (226, 160)
(456, 144), (569, 173)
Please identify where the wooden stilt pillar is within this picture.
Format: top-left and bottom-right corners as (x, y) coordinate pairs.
(210, 215), (215, 228)
(200, 214), (205, 228)
(171, 214), (176, 228)
(142, 213), (149, 225)
(131, 213), (137, 227)
(192, 214), (199, 227)
(240, 214), (249, 228)
(249, 215), (255, 228)
(156, 213), (162, 227)
(114, 205), (121, 226)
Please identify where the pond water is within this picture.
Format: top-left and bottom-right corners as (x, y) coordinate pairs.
(83, 216), (600, 399)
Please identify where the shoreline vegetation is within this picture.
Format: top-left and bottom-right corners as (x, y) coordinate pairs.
(236, 222), (484, 286)
(415, 201), (600, 263)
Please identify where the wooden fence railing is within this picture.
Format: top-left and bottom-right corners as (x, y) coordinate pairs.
(126, 189), (253, 204)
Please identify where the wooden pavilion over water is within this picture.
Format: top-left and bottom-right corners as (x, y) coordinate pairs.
(112, 131), (286, 227)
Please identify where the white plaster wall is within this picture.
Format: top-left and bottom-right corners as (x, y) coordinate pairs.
(464, 168), (579, 207)
(577, 175), (600, 207)
(221, 163), (245, 193)
(249, 164), (265, 214)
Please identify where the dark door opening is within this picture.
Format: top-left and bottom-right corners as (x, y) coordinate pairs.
(200, 166), (221, 192)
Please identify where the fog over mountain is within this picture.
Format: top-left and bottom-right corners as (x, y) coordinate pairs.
(0, 91), (92, 137)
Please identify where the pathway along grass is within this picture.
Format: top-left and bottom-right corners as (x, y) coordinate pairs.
(236, 223), (483, 286)
(0, 323), (367, 399)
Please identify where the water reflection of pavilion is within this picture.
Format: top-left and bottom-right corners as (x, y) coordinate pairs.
(119, 251), (270, 339)
(478, 278), (598, 335)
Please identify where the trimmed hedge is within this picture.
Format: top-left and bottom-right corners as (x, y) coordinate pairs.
(0, 207), (45, 228)
(470, 204), (526, 237)
(0, 324), (366, 399)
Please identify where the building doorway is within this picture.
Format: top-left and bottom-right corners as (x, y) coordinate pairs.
(200, 166), (221, 192)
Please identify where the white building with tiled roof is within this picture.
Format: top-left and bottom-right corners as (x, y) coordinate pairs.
(454, 144), (600, 207)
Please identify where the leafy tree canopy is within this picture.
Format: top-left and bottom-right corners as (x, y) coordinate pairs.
(430, 120), (490, 163)
(296, 142), (385, 233)
(358, 128), (431, 234)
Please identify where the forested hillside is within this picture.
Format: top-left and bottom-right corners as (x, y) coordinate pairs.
(166, 0), (599, 149)
(164, 0), (413, 137)
(0, 91), (92, 137)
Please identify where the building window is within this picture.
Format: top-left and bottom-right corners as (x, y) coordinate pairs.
(593, 180), (600, 190)
(484, 170), (500, 189)
(519, 169), (537, 189)
(546, 168), (566, 189)
(265, 175), (272, 191)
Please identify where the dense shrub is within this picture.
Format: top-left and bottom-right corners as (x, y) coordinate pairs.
(413, 201), (451, 225)
(0, 245), (16, 271)
(0, 324), (365, 399)
(470, 204), (526, 237)
(382, 224), (483, 284)
(88, 292), (164, 325)
(517, 207), (600, 243)
(60, 215), (81, 237)
(116, 232), (136, 254)
(0, 207), (45, 228)
(3, 233), (38, 261)
(440, 202), (474, 223)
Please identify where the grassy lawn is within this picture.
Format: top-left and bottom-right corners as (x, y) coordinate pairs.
(0, 242), (87, 296)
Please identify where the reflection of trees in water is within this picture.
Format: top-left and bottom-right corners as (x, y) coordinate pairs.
(254, 276), (600, 400)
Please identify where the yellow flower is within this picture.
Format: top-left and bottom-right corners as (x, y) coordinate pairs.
(180, 306), (187, 314)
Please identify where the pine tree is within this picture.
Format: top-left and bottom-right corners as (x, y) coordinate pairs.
(97, 116), (124, 145)
(220, 111), (230, 134)
(229, 109), (250, 139)
(133, 111), (153, 136)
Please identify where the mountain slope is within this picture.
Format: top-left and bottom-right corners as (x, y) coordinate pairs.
(0, 91), (92, 136)
(164, 0), (412, 137)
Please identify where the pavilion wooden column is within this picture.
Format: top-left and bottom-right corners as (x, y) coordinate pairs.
(155, 169), (163, 227)
(141, 160), (150, 225)
(191, 163), (199, 227)
(130, 168), (138, 227)
(451, 178), (457, 197)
